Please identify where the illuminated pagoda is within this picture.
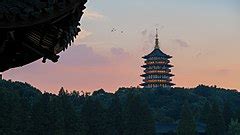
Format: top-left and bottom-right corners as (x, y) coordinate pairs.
(140, 29), (175, 89)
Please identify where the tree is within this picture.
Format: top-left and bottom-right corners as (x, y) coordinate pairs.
(176, 101), (197, 135)
(48, 96), (65, 135)
(234, 108), (240, 122)
(200, 101), (211, 123)
(31, 93), (52, 135)
(223, 101), (233, 130)
(17, 96), (32, 135)
(206, 102), (226, 135)
(0, 89), (24, 135)
(228, 119), (240, 135)
(58, 87), (68, 97)
(123, 93), (155, 135)
(58, 88), (80, 135)
(80, 97), (108, 135)
(31, 91), (79, 135)
(107, 95), (124, 135)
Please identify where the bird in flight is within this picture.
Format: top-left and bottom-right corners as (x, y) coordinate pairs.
(111, 28), (125, 34)
(111, 28), (117, 32)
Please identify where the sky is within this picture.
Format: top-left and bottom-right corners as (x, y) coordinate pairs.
(2, 0), (240, 93)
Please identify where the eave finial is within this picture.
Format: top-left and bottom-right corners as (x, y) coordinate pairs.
(155, 28), (159, 49)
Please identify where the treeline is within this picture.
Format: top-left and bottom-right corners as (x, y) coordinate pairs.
(0, 80), (154, 135)
(176, 100), (240, 135)
(0, 79), (240, 135)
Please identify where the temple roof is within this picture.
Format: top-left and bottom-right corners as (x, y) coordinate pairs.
(143, 48), (172, 59)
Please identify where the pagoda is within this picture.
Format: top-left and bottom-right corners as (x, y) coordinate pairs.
(140, 29), (175, 89)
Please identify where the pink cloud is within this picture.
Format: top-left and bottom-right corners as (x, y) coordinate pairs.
(110, 47), (130, 58)
(59, 44), (110, 67)
(3, 45), (140, 93)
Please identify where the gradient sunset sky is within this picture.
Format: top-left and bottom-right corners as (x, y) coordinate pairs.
(3, 0), (240, 93)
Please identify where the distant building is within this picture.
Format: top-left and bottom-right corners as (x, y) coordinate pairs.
(155, 122), (206, 135)
(141, 29), (175, 89)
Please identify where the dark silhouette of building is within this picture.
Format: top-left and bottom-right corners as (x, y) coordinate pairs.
(0, 0), (87, 72)
(141, 29), (175, 89)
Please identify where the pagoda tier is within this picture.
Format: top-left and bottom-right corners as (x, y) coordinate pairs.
(141, 64), (173, 68)
(140, 82), (175, 88)
(140, 29), (175, 89)
(141, 73), (174, 77)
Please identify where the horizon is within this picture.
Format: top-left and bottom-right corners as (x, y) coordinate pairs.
(2, 0), (240, 93)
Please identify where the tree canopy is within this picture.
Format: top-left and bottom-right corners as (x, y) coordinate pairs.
(0, 80), (239, 134)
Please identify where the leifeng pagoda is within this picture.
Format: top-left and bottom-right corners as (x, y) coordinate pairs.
(140, 29), (175, 89)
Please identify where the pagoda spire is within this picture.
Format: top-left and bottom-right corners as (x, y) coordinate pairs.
(155, 28), (160, 49)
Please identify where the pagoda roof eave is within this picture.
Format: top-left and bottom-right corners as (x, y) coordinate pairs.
(141, 73), (174, 77)
(140, 82), (175, 86)
(143, 55), (172, 59)
(143, 48), (172, 59)
(142, 64), (174, 68)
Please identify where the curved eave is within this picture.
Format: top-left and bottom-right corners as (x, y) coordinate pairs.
(144, 69), (171, 73)
(142, 64), (173, 68)
(141, 73), (174, 77)
(142, 48), (172, 59)
(143, 78), (172, 81)
(140, 82), (175, 86)
(143, 55), (172, 59)
(0, 0), (88, 72)
(143, 48), (172, 59)
(145, 59), (170, 63)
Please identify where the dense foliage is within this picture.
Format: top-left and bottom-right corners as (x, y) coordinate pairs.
(176, 101), (196, 135)
(206, 102), (226, 135)
(228, 119), (240, 135)
(0, 80), (240, 135)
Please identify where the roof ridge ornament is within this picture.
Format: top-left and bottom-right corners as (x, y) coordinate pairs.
(155, 28), (160, 49)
